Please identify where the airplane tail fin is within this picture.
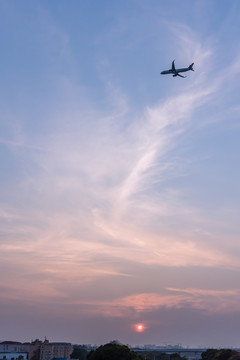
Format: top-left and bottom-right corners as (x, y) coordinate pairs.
(189, 63), (194, 71)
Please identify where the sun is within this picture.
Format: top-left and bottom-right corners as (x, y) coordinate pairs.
(135, 323), (145, 332)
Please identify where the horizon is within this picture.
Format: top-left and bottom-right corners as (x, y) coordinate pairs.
(0, 337), (239, 350)
(0, 338), (232, 349)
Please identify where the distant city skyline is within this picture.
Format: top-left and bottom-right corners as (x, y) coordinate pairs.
(1, 0), (240, 348)
(0, 338), (218, 350)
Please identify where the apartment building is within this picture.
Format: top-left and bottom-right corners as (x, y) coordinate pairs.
(0, 343), (30, 354)
(40, 340), (72, 360)
(0, 352), (28, 360)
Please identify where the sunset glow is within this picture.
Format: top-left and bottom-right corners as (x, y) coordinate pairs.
(135, 323), (145, 332)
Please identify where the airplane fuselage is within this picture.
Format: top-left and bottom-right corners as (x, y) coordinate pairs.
(161, 67), (190, 74)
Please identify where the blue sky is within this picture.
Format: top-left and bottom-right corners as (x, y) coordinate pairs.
(1, 0), (240, 347)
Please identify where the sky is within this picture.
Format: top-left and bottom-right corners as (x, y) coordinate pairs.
(1, 0), (240, 348)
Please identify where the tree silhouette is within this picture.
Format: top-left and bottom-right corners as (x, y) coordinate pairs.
(87, 343), (143, 360)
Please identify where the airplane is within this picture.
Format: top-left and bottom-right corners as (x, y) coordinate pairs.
(161, 60), (194, 78)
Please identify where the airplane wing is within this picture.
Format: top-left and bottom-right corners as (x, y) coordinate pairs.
(171, 60), (176, 72)
(177, 73), (186, 78)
